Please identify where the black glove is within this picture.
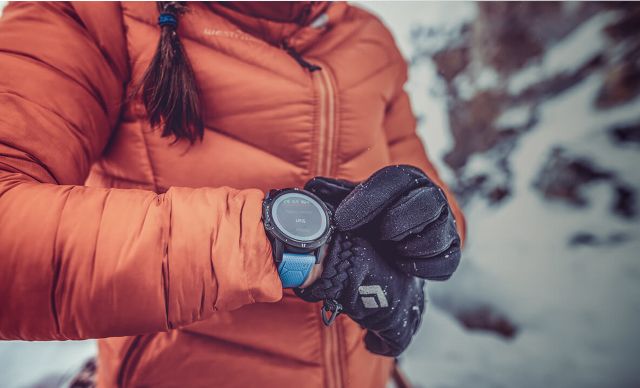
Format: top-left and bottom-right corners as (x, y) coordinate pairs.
(296, 233), (425, 357)
(307, 165), (462, 280)
(304, 176), (356, 212)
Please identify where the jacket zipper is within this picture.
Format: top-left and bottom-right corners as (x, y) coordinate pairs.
(287, 45), (343, 387)
(322, 317), (345, 388)
(310, 58), (343, 388)
(282, 45), (336, 176)
(311, 59), (338, 177)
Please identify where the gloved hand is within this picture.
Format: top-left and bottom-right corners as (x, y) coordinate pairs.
(306, 165), (462, 280)
(295, 233), (425, 357)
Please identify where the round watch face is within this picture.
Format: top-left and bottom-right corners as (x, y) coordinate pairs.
(271, 192), (328, 242)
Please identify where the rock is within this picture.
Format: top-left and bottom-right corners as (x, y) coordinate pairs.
(444, 90), (513, 169)
(413, 1), (639, 221)
(486, 185), (510, 204)
(68, 358), (96, 388)
(533, 148), (612, 206)
(471, 2), (549, 74)
(432, 46), (469, 82)
(569, 232), (597, 246)
(610, 123), (640, 145)
(533, 148), (637, 218)
(613, 184), (636, 218)
(455, 305), (519, 339)
(569, 231), (630, 246)
(596, 61), (640, 109)
(602, 3), (640, 41)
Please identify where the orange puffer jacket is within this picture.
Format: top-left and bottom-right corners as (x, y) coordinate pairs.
(0, 2), (465, 387)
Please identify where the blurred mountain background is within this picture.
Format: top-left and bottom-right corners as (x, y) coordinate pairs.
(363, 2), (640, 387)
(1, 2), (639, 387)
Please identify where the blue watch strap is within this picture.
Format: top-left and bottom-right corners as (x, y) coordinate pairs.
(278, 253), (316, 288)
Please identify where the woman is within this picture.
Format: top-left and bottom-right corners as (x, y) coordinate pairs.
(0, 2), (465, 387)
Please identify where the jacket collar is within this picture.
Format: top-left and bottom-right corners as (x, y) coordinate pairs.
(208, 1), (348, 51)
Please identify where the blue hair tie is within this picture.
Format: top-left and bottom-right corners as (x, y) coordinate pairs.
(158, 13), (177, 28)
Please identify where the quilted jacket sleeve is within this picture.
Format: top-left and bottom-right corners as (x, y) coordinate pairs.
(0, 2), (281, 341)
(384, 60), (467, 243)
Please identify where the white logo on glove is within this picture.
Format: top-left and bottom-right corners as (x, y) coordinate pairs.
(358, 285), (389, 308)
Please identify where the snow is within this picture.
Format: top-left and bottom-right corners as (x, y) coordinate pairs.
(363, 3), (640, 388)
(454, 64), (502, 101)
(0, 341), (95, 387)
(508, 12), (619, 95)
(402, 75), (640, 387)
(361, 1), (477, 56)
(495, 105), (533, 130)
(2, 2), (640, 388)
(361, 1), (478, 184)
(509, 72), (640, 193)
(475, 67), (500, 92)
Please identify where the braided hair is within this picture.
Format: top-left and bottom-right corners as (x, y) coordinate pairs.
(137, 1), (203, 143)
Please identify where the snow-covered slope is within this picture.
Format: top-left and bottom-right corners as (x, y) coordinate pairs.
(402, 74), (640, 388)
(363, 2), (640, 387)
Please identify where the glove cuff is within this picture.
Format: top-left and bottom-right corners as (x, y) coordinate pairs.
(294, 234), (354, 303)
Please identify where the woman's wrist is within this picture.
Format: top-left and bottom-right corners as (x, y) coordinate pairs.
(300, 244), (328, 288)
(300, 263), (323, 288)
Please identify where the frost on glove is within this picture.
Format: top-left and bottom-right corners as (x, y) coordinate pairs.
(307, 165), (462, 280)
(296, 233), (425, 357)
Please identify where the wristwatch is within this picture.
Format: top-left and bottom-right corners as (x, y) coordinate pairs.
(262, 188), (333, 288)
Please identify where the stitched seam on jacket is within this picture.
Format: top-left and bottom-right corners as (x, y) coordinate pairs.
(0, 49), (111, 118)
(386, 131), (419, 149)
(343, 58), (401, 93)
(49, 186), (75, 339)
(0, 138), (59, 184)
(338, 138), (386, 168)
(84, 188), (111, 338)
(89, 168), (154, 188)
(161, 192), (172, 328)
(237, 198), (256, 305)
(136, 121), (160, 192)
(183, 26), (309, 88)
(0, 160), (51, 184)
(123, 13), (309, 88)
(74, 2), (132, 87)
(183, 329), (321, 367)
(213, 128), (308, 171)
(308, 64), (319, 177)
(118, 11), (160, 192)
(0, 91), (97, 182)
(326, 60), (341, 177)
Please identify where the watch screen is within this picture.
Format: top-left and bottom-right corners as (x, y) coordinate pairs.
(272, 192), (327, 241)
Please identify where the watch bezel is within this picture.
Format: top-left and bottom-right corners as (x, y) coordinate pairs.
(262, 188), (333, 254)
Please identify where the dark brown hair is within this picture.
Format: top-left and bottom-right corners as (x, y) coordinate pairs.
(137, 1), (203, 143)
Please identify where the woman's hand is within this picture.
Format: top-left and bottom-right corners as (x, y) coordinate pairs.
(306, 165), (462, 281)
(300, 264), (323, 288)
(300, 245), (327, 288)
(296, 233), (425, 357)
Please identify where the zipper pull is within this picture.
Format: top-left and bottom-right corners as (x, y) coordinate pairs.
(282, 40), (321, 72)
(321, 298), (343, 326)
